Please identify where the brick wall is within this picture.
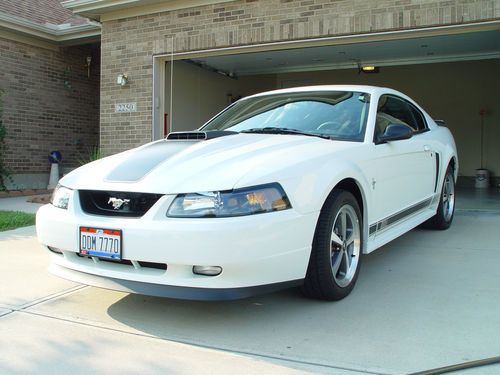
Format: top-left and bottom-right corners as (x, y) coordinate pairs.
(0, 38), (100, 180)
(100, 0), (498, 155)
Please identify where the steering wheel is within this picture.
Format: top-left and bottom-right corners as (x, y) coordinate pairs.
(317, 121), (344, 132)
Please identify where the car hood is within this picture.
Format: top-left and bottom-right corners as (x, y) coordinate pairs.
(61, 134), (360, 194)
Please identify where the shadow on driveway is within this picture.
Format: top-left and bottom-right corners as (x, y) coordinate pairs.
(105, 213), (500, 374)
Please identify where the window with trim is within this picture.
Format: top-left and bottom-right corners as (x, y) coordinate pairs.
(375, 95), (428, 139)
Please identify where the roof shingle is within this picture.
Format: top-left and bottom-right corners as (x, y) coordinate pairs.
(0, 0), (90, 26)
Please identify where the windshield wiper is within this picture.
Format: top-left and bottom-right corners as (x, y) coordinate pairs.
(240, 127), (331, 139)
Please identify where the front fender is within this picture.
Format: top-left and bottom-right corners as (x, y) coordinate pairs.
(278, 158), (372, 253)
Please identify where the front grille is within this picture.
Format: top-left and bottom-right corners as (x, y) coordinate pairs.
(137, 261), (168, 270)
(79, 190), (163, 217)
(76, 253), (167, 270)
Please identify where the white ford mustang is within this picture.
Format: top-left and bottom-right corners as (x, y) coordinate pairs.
(36, 85), (458, 301)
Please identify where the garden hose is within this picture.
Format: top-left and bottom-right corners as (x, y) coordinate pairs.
(409, 356), (500, 375)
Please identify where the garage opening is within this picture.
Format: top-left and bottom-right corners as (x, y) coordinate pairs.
(154, 25), (500, 207)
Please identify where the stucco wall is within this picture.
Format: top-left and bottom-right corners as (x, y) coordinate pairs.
(0, 38), (100, 188)
(100, 0), (498, 157)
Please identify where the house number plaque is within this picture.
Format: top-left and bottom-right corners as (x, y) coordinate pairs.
(115, 103), (137, 113)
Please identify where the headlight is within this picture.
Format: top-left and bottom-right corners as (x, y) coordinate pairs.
(167, 183), (291, 218)
(50, 185), (72, 209)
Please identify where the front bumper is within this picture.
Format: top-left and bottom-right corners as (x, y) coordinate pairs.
(49, 263), (302, 300)
(36, 194), (318, 299)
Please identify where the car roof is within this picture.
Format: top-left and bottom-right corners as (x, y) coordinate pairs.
(244, 85), (394, 99)
(242, 85), (424, 111)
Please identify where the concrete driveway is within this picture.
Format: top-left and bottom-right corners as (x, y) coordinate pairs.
(1, 211), (499, 374)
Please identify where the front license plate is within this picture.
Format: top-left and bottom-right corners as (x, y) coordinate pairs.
(80, 227), (122, 260)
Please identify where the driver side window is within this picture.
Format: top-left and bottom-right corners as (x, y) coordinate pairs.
(375, 95), (427, 140)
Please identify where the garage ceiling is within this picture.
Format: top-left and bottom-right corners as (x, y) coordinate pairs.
(191, 29), (500, 76)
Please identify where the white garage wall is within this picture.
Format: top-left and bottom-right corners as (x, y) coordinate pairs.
(164, 61), (274, 132)
(275, 59), (500, 179)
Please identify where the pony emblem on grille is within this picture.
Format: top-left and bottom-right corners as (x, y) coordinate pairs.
(108, 197), (130, 210)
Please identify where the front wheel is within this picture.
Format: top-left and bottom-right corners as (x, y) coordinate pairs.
(301, 190), (363, 301)
(422, 166), (455, 230)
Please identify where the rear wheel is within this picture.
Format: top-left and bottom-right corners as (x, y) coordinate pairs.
(302, 190), (362, 301)
(422, 166), (455, 230)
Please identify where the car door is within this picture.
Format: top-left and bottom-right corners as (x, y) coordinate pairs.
(365, 95), (436, 228)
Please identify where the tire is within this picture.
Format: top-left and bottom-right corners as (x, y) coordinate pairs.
(301, 190), (363, 301)
(422, 166), (455, 230)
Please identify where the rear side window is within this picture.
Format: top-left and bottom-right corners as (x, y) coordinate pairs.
(409, 105), (427, 131)
(376, 95), (428, 134)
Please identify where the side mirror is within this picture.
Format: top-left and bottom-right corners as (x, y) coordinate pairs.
(378, 123), (413, 143)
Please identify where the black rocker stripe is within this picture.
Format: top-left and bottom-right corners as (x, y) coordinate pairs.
(369, 197), (433, 236)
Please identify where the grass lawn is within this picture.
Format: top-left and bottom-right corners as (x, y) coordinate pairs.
(0, 210), (36, 231)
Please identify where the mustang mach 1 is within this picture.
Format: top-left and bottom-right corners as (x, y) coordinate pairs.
(36, 85), (458, 301)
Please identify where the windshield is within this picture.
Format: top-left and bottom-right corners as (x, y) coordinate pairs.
(201, 91), (370, 141)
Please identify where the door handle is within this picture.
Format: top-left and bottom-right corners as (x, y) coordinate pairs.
(424, 145), (431, 152)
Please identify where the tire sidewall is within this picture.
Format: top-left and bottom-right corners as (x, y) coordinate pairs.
(436, 167), (455, 229)
(315, 190), (363, 295)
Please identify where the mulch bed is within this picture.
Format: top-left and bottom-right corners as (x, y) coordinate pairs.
(28, 194), (52, 204)
(0, 189), (53, 198)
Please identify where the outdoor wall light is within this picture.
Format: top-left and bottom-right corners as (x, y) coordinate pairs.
(85, 56), (92, 78)
(117, 73), (129, 86)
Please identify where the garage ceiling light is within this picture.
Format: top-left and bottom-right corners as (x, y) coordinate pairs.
(360, 65), (379, 73)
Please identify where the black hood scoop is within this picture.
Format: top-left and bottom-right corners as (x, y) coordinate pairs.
(166, 130), (237, 141)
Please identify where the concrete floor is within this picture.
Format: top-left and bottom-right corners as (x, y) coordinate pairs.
(1, 189), (500, 374)
(0, 227), (312, 375)
(456, 186), (500, 212)
(1, 210), (500, 374)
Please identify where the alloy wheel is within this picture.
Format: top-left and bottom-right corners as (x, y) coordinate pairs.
(330, 205), (361, 287)
(442, 172), (455, 222)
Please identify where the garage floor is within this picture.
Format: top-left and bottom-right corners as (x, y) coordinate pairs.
(456, 186), (500, 211)
(1, 208), (499, 374)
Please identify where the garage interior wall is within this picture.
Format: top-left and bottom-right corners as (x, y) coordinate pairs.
(164, 61), (274, 132)
(275, 59), (500, 180)
(165, 58), (499, 180)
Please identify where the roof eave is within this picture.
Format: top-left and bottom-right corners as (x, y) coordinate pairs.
(0, 12), (101, 45)
(61, 0), (145, 20)
(61, 0), (234, 22)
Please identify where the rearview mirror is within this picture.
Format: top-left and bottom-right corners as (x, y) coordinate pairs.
(378, 123), (413, 143)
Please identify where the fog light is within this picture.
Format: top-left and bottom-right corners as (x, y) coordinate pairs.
(192, 265), (222, 276)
